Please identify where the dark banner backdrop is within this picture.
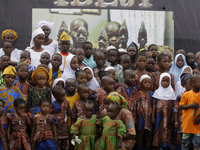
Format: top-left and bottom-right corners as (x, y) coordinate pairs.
(0, 0), (199, 54)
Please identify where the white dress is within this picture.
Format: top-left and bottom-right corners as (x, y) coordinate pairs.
(41, 40), (59, 58)
(0, 48), (21, 61)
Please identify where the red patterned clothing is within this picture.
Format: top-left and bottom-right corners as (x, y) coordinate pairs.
(15, 82), (32, 100)
(71, 100), (84, 121)
(153, 99), (174, 147)
(92, 65), (107, 85)
(153, 62), (159, 72)
(32, 114), (56, 149)
(0, 116), (8, 150)
(116, 83), (138, 121)
(7, 113), (31, 150)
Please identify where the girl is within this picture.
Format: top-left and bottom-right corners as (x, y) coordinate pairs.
(0, 66), (25, 115)
(71, 100), (97, 150)
(61, 54), (79, 82)
(169, 53), (187, 84)
(136, 75), (154, 149)
(83, 67), (100, 91)
(104, 67), (120, 90)
(31, 99), (57, 150)
(15, 62), (32, 100)
(27, 67), (51, 114)
(0, 99), (8, 150)
(152, 73), (176, 149)
(175, 65), (192, 97)
(7, 98), (31, 150)
(51, 78), (65, 103)
(98, 103), (126, 150)
(26, 28), (50, 68)
(36, 20), (59, 57)
(127, 42), (138, 70)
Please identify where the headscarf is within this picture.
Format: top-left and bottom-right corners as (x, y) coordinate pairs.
(105, 66), (115, 72)
(3, 66), (17, 76)
(169, 54), (187, 84)
(127, 42), (138, 51)
(30, 28), (45, 47)
(31, 67), (49, 84)
(140, 74), (151, 83)
(175, 65), (192, 97)
(83, 67), (100, 90)
(51, 78), (65, 103)
(60, 31), (70, 41)
(153, 73), (176, 100)
(17, 62), (28, 71)
(107, 46), (116, 51)
(118, 48), (126, 53)
(1, 29), (18, 41)
(107, 92), (128, 108)
(36, 20), (54, 30)
(181, 74), (191, 87)
(61, 55), (77, 81)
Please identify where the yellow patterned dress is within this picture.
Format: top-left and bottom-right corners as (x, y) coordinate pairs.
(70, 115), (96, 150)
(99, 116), (126, 150)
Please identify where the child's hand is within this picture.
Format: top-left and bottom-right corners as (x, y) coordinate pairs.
(152, 117), (156, 124)
(194, 115), (200, 125)
(24, 59), (31, 65)
(190, 102), (199, 110)
(174, 122), (179, 129)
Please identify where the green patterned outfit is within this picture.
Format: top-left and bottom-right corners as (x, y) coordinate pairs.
(0, 72), (5, 87)
(99, 116), (126, 150)
(71, 115), (96, 150)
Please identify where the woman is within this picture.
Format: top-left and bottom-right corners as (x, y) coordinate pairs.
(98, 92), (136, 150)
(26, 28), (50, 68)
(36, 20), (59, 57)
(0, 29), (21, 61)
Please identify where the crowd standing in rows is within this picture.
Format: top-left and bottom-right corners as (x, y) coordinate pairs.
(0, 20), (200, 150)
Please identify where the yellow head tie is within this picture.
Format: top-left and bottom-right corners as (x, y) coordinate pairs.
(1, 29), (18, 41)
(3, 66), (17, 76)
(60, 31), (70, 41)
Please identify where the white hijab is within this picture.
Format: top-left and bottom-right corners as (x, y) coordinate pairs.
(61, 54), (77, 82)
(175, 65), (192, 97)
(36, 20), (54, 30)
(153, 72), (176, 100)
(30, 28), (45, 47)
(83, 67), (100, 90)
(105, 66), (115, 71)
(51, 78), (65, 103)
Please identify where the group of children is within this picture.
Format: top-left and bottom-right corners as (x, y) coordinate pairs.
(0, 25), (200, 150)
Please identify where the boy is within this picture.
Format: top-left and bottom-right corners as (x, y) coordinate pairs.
(0, 55), (10, 87)
(40, 52), (50, 66)
(73, 48), (87, 70)
(179, 74), (200, 150)
(82, 42), (96, 69)
(148, 44), (159, 71)
(186, 52), (196, 70)
(116, 54), (131, 85)
(145, 57), (155, 72)
(93, 50), (107, 84)
(175, 49), (186, 56)
(49, 53), (63, 86)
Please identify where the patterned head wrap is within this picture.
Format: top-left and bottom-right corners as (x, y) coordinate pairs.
(107, 92), (128, 108)
(3, 66), (17, 76)
(1, 29), (18, 41)
(60, 31), (70, 41)
(181, 74), (191, 87)
(31, 67), (49, 84)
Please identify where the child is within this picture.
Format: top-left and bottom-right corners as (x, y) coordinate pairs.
(148, 44), (159, 71)
(169, 54), (187, 84)
(174, 74), (192, 150)
(15, 62), (32, 100)
(71, 100), (97, 149)
(82, 41), (96, 69)
(65, 78), (80, 128)
(73, 48), (87, 70)
(117, 69), (138, 120)
(2, 41), (12, 59)
(104, 67), (120, 90)
(49, 53), (63, 87)
(61, 55), (79, 82)
(0, 99), (8, 150)
(83, 67), (100, 90)
(105, 47), (123, 78)
(152, 73), (176, 149)
(7, 98), (31, 150)
(49, 86), (72, 150)
(40, 52), (50, 66)
(175, 49), (185, 56)
(95, 76), (114, 117)
(27, 67), (51, 114)
(98, 103), (126, 149)
(93, 50), (107, 84)
(193, 52), (200, 74)
(51, 78), (65, 102)
(0, 55), (10, 87)
(146, 57), (155, 72)
(31, 99), (57, 150)
(186, 52), (196, 70)
(179, 74), (200, 150)
(71, 83), (90, 124)
(161, 51), (172, 70)
(136, 75), (153, 149)
(0, 66), (25, 115)
(117, 54), (131, 85)
(127, 42), (138, 70)
(75, 70), (87, 85)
